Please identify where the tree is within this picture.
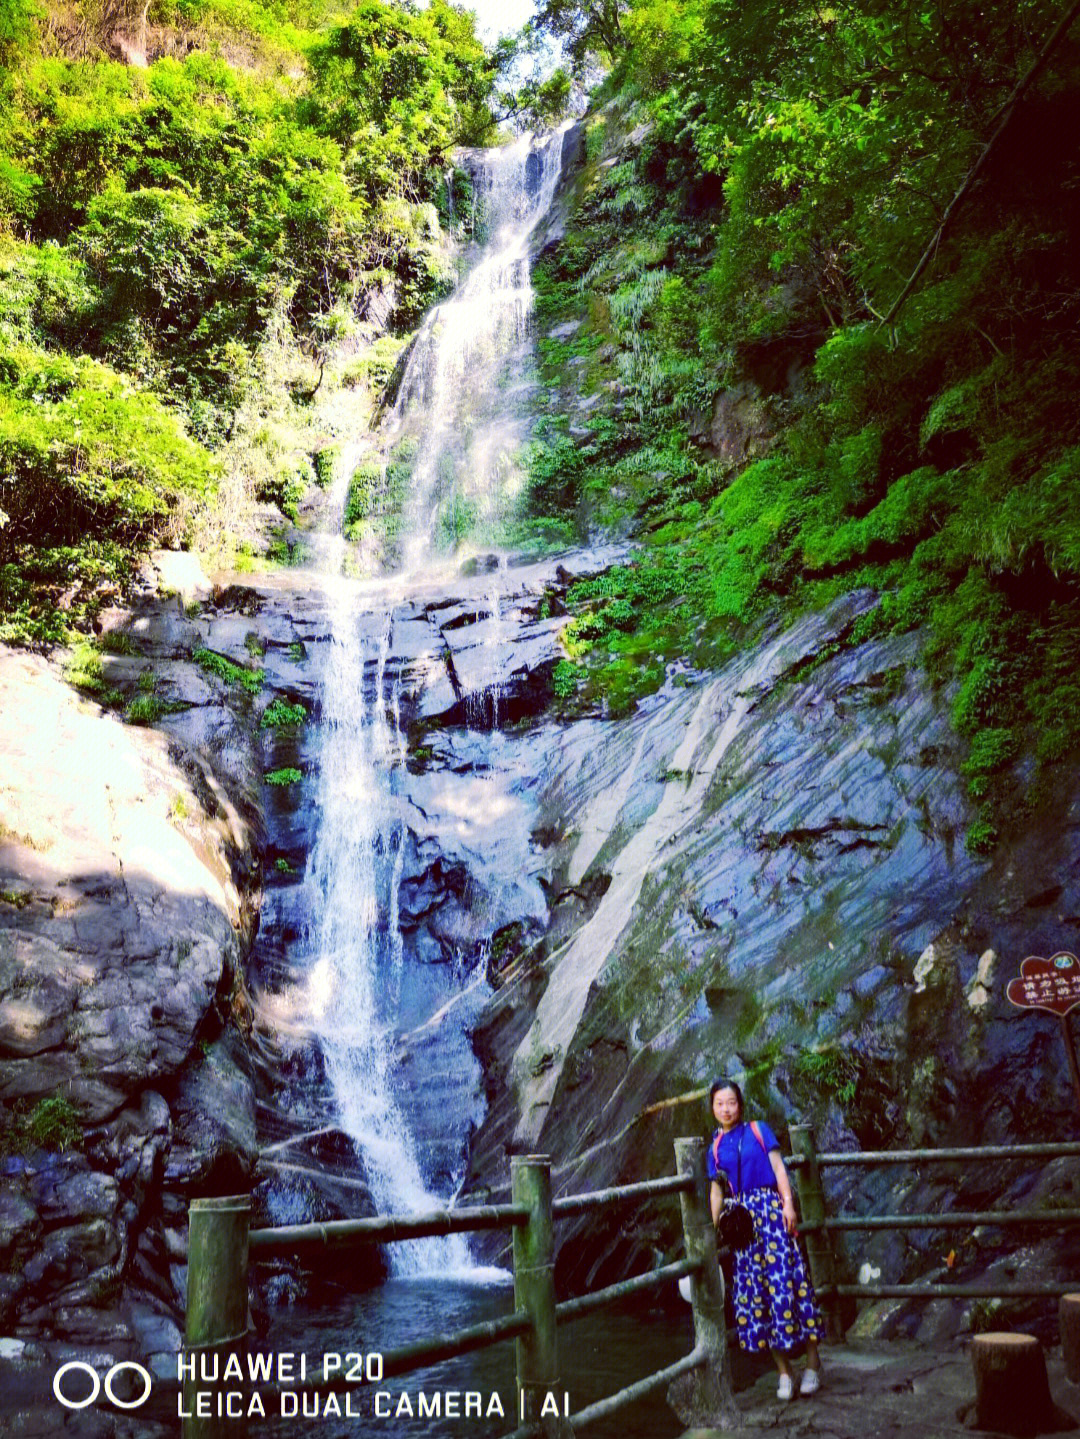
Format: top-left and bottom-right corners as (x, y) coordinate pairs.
(534, 0), (627, 73)
(309, 0), (496, 197)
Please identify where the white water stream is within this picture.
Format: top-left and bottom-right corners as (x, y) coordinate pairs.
(301, 130), (567, 1276)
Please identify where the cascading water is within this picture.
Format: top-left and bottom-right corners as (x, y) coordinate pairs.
(389, 132), (567, 568)
(301, 129), (568, 1277)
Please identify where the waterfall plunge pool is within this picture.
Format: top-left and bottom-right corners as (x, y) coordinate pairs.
(263, 1282), (688, 1438)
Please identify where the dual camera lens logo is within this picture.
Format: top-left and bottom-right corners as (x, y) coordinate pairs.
(52, 1360), (154, 1411)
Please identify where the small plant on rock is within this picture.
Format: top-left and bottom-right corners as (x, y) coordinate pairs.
(260, 699), (307, 730)
(125, 694), (165, 725)
(193, 648), (263, 693)
(24, 1096), (82, 1152)
(265, 767), (303, 786)
(795, 1047), (859, 1105)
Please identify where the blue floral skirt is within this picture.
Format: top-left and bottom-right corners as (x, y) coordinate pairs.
(731, 1187), (823, 1354)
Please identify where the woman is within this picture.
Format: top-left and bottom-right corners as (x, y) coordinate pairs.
(707, 1079), (823, 1401)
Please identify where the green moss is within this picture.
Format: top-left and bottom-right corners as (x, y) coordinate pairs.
(258, 467), (308, 518)
(312, 445), (340, 490)
(64, 638), (120, 704)
(265, 536), (308, 567)
(98, 631), (137, 655)
(552, 658), (584, 701)
(965, 814), (999, 856)
(795, 1047), (859, 1105)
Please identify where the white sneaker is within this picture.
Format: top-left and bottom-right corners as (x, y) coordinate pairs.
(800, 1368), (821, 1396)
(777, 1374), (794, 1401)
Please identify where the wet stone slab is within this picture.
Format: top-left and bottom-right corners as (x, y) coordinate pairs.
(680, 1339), (1080, 1438)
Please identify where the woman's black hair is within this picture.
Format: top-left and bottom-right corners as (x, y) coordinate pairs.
(709, 1078), (744, 1113)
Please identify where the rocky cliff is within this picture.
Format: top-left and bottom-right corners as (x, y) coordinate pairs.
(0, 628), (258, 1370)
(3, 102), (1080, 1388)
(4, 525), (1080, 1379)
(460, 584), (1080, 1330)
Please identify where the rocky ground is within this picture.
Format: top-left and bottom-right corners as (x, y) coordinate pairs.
(682, 1336), (1080, 1439)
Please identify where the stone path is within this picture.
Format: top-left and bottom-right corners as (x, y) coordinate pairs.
(683, 1339), (1080, 1439)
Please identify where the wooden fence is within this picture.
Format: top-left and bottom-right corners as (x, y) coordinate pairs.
(180, 1132), (1080, 1437)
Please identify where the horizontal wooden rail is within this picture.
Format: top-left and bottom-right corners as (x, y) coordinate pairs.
(367, 1310), (533, 1382)
(248, 1202), (528, 1256)
(555, 1258), (699, 1323)
(257, 1311), (535, 1398)
(802, 1208), (1080, 1232)
(570, 1345), (707, 1430)
(500, 1345), (707, 1439)
(551, 1173), (693, 1216)
(832, 1282), (1080, 1300)
(811, 1141), (1080, 1167)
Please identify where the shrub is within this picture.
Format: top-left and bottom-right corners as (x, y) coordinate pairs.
(312, 445), (339, 489)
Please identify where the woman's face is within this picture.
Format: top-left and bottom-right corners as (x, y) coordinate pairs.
(712, 1086), (741, 1130)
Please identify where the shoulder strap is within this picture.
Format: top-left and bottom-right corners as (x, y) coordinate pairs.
(749, 1121), (770, 1156)
(711, 1131), (722, 1170)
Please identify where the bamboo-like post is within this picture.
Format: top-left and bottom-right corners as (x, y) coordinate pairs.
(670, 1138), (739, 1429)
(511, 1155), (573, 1436)
(789, 1124), (843, 1340)
(183, 1195), (251, 1439)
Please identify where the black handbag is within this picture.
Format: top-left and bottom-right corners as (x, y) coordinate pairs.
(716, 1200), (755, 1251)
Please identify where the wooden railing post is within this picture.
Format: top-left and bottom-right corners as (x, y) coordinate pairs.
(511, 1155), (573, 1436)
(183, 1195), (251, 1439)
(789, 1124), (843, 1340)
(671, 1138), (739, 1429)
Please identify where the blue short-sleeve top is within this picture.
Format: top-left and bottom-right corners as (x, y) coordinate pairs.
(706, 1120), (780, 1194)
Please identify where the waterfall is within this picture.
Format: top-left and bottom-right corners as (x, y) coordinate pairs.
(302, 129), (567, 1277)
(392, 129), (567, 569)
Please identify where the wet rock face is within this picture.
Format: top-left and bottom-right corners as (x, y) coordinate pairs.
(5, 535), (1078, 1358)
(245, 555), (602, 1205)
(460, 595), (1080, 1306)
(0, 624), (264, 1349)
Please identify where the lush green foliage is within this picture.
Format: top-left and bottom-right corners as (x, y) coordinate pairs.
(522, 0), (1080, 845)
(0, 0), (498, 644)
(12, 1095), (83, 1152)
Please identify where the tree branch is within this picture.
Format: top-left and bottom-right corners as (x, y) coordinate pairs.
(880, 0), (1080, 329)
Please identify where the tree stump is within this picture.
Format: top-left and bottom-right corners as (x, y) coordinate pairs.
(971, 1333), (1059, 1437)
(1061, 1295), (1080, 1384)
